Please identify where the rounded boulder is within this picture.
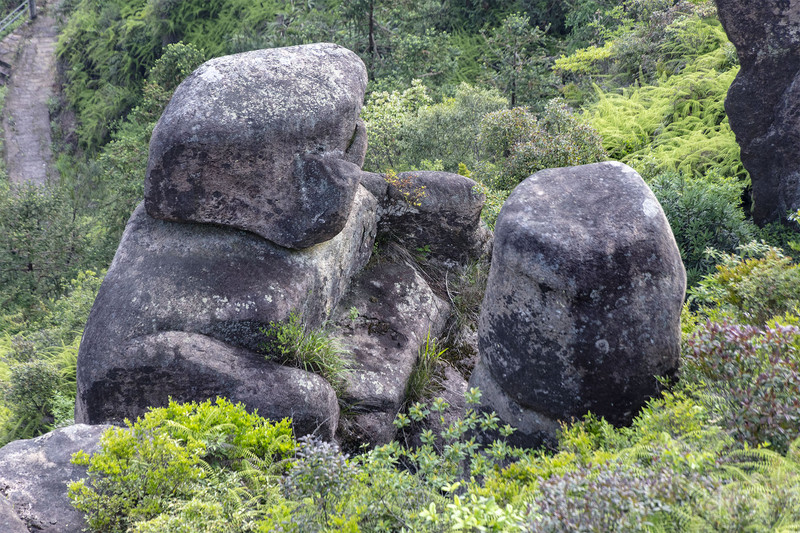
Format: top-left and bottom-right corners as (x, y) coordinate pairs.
(471, 162), (686, 446)
(145, 43), (368, 248)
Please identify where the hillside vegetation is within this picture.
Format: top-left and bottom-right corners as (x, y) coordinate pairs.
(3, 0), (800, 530)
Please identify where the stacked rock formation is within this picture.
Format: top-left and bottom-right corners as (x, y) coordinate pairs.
(715, 0), (800, 225)
(75, 43), (490, 445)
(470, 162), (686, 447)
(76, 43), (376, 439)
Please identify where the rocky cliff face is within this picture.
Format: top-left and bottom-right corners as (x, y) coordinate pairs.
(715, 0), (800, 224)
(2, 40), (693, 531)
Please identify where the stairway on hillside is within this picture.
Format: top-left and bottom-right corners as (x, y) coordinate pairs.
(0, 11), (27, 84)
(1, 0), (59, 186)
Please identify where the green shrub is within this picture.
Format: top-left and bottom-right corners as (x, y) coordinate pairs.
(362, 80), (432, 172)
(0, 360), (62, 440)
(0, 182), (92, 316)
(479, 12), (556, 107)
(478, 100), (607, 190)
(689, 243), (800, 326)
(148, 41), (206, 92)
(648, 171), (756, 287)
(261, 312), (353, 396)
(402, 83), (507, 172)
(528, 461), (686, 532)
(262, 388), (523, 533)
(69, 398), (293, 532)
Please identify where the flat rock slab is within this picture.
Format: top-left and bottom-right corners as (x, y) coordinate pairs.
(77, 187), (376, 429)
(0, 424), (110, 533)
(145, 43), (369, 248)
(94, 331), (339, 439)
(333, 261), (450, 447)
(472, 162), (685, 447)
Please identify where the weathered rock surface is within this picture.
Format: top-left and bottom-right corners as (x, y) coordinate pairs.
(0, 494), (28, 533)
(0, 424), (110, 533)
(377, 171), (491, 263)
(715, 0), (800, 224)
(76, 186), (376, 430)
(84, 331), (339, 439)
(471, 162), (685, 447)
(333, 261), (450, 447)
(145, 43), (369, 248)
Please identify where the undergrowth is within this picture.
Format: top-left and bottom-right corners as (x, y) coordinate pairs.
(261, 312), (353, 397)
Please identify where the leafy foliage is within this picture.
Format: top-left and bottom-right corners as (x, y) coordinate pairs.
(684, 320), (800, 453)
(69, 398), (294, 532)
(648, 171), (756, 287)
(690, 243), (800, 326)
(261, 312), (353, 397)
(480, 12), (555, 107)
(478, 100), (607, 190)
(585, 23), (743, 181)
(0, 182), (92, 315)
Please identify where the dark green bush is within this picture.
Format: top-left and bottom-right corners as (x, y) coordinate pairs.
(479, 100), (607, 190)
(0, 182), (91, 316)
(648, 171), (756, 287)
(529, 461), (684, 532)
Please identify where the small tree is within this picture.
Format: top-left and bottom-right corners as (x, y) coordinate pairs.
(480, 13), (551, 107)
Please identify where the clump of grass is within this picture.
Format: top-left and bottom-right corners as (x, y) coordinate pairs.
(261, 312), (353, 397)
(405, 332), (448, 406)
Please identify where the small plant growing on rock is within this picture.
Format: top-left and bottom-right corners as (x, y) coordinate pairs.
(261, 312), (353, 396)
(385, 169), (426, 207)
(405, 332), (448, 406)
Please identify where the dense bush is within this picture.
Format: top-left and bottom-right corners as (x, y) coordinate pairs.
(684, 320), (800, 453)
(0, 182), (92, 316)
(648, 171), (756, 287)
(690, 243), (800, 325)
(69, 398), (293, 532)
(478, 99), (607, 189)
(402, 84), (507, 172)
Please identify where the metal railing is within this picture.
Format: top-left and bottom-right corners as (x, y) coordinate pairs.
(0, 0), (35, 38)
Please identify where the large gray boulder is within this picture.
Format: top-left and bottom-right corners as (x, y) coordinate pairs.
(333, 261), (450, 447)
(471, 162), (686, 447)
(377, 171), (491, 263)
(145, 43), (369, 248)
(76, 186), (376, 432)
(715, 0), (800, 225)
(0, 424), (110, 533)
